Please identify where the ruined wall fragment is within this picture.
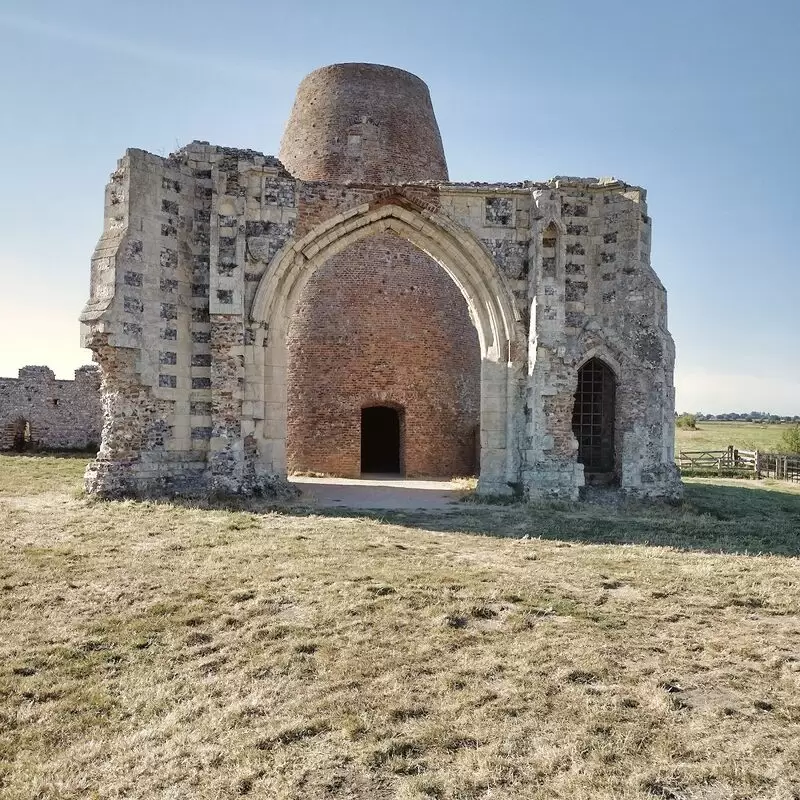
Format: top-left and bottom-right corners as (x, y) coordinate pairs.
(0, 366), (101, 450)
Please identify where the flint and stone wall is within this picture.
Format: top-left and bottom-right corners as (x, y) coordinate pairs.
(79, 62), (680, 501)
(80, 143), (680, 499)
(0, 366), (101, 450)
(80, 144), (298, 496)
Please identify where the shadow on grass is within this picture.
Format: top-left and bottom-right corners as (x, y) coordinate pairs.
(257, 480), (800, 558)
(76, 474), (800, 558)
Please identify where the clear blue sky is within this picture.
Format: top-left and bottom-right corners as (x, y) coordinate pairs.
(1, 0), (797, 413)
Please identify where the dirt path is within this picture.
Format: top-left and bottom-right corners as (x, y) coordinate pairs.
(289, 475), (464, 510)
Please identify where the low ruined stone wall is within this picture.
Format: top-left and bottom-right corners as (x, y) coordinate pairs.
(0, 366), (101, 451)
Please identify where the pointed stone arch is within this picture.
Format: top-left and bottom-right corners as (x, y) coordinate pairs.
(248, 201), (524, 492)
(576, 344), (623, 378)
(252, 201), (520, 359)
(538, 219), (563, 281)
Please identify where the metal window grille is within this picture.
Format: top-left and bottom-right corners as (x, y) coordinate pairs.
(572, 358), (616, 473)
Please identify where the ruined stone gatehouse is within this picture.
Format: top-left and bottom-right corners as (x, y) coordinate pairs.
(80, 62), (681, 500)
(0, 366), (101, 451)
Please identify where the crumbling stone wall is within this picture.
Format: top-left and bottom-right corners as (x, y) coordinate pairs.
(80, 62), (681, 501)
(80, 143), (298, 495)
(523, 181), (677, 495)
(0, 366), (101, 450)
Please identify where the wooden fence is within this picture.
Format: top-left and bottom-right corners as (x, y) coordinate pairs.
(677, 446), (800, 482)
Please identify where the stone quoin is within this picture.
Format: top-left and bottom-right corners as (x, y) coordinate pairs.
(79, 62), (681, 500)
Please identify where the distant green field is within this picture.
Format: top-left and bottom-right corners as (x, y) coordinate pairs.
(676, 421), (792, 453)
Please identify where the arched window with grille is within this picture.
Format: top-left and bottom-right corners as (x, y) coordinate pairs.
(572, 358), (616, 483)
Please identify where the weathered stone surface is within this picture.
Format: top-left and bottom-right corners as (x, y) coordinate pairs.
(79, 63), (681, 501)
(0, 366), (101, 450)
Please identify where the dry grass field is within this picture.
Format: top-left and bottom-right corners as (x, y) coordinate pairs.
(2, 454), (800, 799)
(675, 421), (792, 454)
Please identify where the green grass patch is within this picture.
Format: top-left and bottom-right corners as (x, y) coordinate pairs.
(675, 421), (793, 453)
(0, 452), (90, 496)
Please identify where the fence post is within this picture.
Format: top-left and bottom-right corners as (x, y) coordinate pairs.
(754, 450), (760, 478)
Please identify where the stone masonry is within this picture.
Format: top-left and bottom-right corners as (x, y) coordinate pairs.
(0, 366), (101, 450)
(80, 62), (682, 500)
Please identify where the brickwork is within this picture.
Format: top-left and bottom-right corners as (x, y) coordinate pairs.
(0, 366), (101, 450)
(287, 233), (480, 477)
(80, 63), (681, 501)
(280, 63), (448, 183)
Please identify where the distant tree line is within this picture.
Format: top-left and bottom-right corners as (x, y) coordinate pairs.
(676, 411), (800, 423)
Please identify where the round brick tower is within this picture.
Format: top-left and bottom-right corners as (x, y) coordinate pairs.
(283, 64), (480, 478)
(279, 63), (449, 183)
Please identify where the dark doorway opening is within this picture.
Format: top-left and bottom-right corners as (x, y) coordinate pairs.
(572, 358), (616, 485)
(361, 406), (402, 474)
(11, 419), (31, 452)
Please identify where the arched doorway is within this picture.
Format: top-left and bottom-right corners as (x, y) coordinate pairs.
(249, 201), (523, 494)
(285, 231), (480, 479)
(572, 358), (617, 484)
(12, 418), (31, 452)
(361, 406), (403, 474)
